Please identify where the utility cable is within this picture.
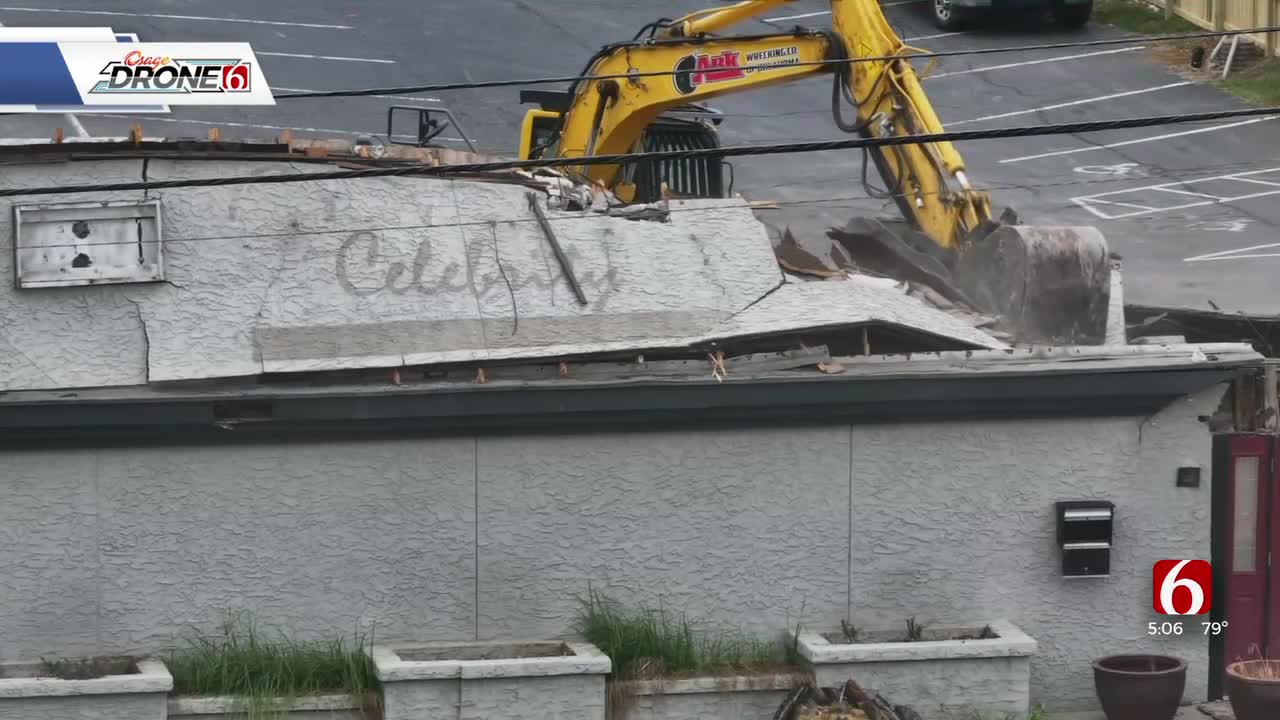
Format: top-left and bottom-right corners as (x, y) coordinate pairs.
(6, 157), (1275, 252)
(4, 106), (1280, 199)
(272, 25), (1280, 100)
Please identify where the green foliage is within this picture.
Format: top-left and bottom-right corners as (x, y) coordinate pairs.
(166, 613), (378, 719)
(1223, 61), (1280, 106)
(575, 589), (790, 680)
(1092, 0), (1199, 34)
(1026, 705), (1050, 720)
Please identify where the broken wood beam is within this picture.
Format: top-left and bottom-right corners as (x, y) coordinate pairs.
(526, 192), (589, 306)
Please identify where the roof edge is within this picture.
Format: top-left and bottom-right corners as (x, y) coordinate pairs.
(0, 343), (1257, 447)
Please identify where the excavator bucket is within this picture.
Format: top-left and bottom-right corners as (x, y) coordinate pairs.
(952, 224), (1113, 346)
(819, 217), (1113, 346)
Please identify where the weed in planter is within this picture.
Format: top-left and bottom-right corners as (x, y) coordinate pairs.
(954, 624), (1000, 641)
(578, 591), (806, 720)
(38, 655), (138, 680)
(838, 619), (860, 644)
(166, 613), (379, 720)
(784, 623), (805, 667)
(903, 617), (929, 643)
(575, 589), (790, 680)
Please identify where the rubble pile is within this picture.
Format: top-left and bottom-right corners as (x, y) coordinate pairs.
(773, 679), (922, 720)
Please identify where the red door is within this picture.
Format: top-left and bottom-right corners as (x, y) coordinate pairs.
(1223, 435), (1275, 666)
(1270, 435), (1280, 655)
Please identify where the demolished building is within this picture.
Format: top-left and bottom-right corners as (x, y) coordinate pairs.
(0, 137), (1264, 712)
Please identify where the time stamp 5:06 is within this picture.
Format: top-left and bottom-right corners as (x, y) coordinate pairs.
(1148, 621), (1229, 636)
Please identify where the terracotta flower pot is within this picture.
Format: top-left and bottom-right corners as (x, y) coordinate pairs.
(1092, 654), (1186, 720)
(1227, 660), (1280, 720)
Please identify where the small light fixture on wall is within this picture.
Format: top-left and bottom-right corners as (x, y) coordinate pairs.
(1176, 466), (1202, 488)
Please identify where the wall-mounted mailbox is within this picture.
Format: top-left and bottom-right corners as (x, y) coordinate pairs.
(1055, 500), (1114, 578)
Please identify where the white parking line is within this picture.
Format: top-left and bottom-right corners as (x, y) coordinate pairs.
(272, 87), (440, 103)
(767, 1), (921, 22)
(949, 82), (1192, 126)
(1073, 166), (1280, 219)
(259, 52), (394, 64)
(1001, 116), (1278, 163)
(0, 6), (353, 29)
(1185, 242), (1280, 262)
(904, 31), (964, 42)
(929, 46), (1144, 79)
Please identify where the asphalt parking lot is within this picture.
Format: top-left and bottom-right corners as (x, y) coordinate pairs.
(1, 0), (1277, 316)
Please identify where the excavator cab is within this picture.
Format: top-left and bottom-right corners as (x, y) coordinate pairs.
(519, 91), (727, 203)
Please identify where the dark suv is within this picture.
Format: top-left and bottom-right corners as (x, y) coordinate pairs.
(931, 0), (1093, 29)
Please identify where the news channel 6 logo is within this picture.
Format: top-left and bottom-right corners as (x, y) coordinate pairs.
(1153, 559), (1212, 616)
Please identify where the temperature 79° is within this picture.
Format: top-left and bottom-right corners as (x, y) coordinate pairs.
(1202, 621), (1229, 636)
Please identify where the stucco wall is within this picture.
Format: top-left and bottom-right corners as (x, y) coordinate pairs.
(0, 385), (1223, 712)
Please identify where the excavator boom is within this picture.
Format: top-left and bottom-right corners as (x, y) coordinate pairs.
(517, 0), (1113, 345)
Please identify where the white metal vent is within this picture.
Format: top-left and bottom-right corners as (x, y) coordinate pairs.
(14, 200), (163, 288)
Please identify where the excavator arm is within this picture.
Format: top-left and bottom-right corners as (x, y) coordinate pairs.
(518, 0), (1113, 345)
(520, 0), (992, 248)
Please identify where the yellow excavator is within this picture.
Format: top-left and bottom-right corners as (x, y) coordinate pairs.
(515, 0), (1114, 345)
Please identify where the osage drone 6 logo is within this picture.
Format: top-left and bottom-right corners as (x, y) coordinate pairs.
(89, 51), (253, 94)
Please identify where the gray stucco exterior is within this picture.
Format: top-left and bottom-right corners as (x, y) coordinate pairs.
(0, 159), (999, 394)
(0, 382), (1224, 712)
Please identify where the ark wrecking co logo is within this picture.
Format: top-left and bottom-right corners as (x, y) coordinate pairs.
(89, 51), (253, 94)
(673, 45), (801, 95)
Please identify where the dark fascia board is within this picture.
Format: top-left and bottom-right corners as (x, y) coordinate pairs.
(0, 364), (1250, 448)
(1127, 304), (1280, 323)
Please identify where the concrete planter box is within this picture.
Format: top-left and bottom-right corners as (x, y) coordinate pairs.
(168, 693), (376, 720)
(0, 658), (172, 720)
(796, 619), (1037, 718)
(615, 672), (805, 720)
(370, 640), (611, 720)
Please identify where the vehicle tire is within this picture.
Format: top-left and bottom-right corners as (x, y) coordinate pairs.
(931, 0), (968, 30)
(1052, 0), (1093, 28)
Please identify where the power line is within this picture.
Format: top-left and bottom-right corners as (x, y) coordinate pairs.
(6, 158), (1273, 252)
(271, 25), (1280, 100)
(3, 106), (1279, 199)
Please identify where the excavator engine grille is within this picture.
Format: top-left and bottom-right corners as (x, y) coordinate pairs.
(632, 118), (726, 203)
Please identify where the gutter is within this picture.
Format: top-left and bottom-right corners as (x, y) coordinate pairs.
(0, 344), (1260, 448)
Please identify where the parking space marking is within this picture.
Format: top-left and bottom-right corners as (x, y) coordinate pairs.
(1153, 187), (1222, 199)
(949, 82), (1192, 126)
(929, 46), (1144, 79)
(767, 1), (921, 22)
(1226, 176), (1280, 188)
(1001, 116), (1278, 163)
(904, 31), (965, 42)
(1185, 242), (1280, 262)
(259, 52), (394, 64)
(272, 87), (440, 103)
(1072, 167), (1280, 219)
(1078, 198), (1161, 213)
(0, 6), (353, 29)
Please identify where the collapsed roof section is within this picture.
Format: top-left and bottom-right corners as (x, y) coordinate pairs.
(0, 139), (1009, 394)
